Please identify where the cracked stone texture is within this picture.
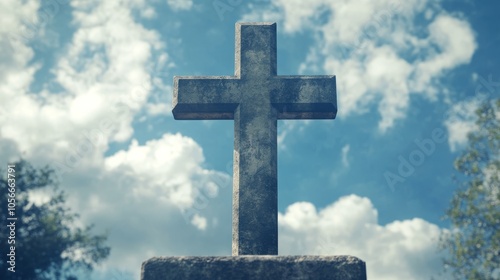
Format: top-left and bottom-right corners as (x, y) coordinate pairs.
(141, 255), (366, 280)
(172, 22), (337, 256)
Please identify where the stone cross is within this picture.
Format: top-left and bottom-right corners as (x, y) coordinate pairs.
(172, 22), (336, 256)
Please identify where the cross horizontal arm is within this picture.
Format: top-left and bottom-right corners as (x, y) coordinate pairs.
(271, 76), (337, 119)
(173, 76), (241, 120)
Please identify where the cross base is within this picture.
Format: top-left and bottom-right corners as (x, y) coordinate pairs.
(141, 255), (367, 280)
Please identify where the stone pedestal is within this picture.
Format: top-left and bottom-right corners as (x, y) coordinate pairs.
(141, 255), (366, 280)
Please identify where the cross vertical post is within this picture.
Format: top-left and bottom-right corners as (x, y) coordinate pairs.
(232, 23), (279, 255)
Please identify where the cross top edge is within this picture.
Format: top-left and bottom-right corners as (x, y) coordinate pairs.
(236, 22), (276, 27)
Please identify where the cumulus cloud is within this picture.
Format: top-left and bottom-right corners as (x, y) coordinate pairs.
(241, 0), (477, 134)
(0, 1), (223, 278)
(0, 0), (171, 159)
(278, 195), (448, 280)
(0, 0), (40, 155)
(444, 98), (481, 151)
(104, 133), (229, 212)
(76, 132), (229, 274)
(444, 73), (500, 152)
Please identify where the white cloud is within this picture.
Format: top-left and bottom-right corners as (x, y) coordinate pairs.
(0, 0), (171, 158)
(167, 0), (193, 11)
(0, 1), (200, 278)
(241, 0), (477, 134)
(191, 213), (208, 231)
(278, 195), (448, 280)
(141, 6), (157, 19)
(413, 14), (478, 94)
(444, 98), (481, 151)
(58, 132), (231, 279)
(4, 5), (176, 193)
(104, 133), (228, 210)
(0, 0), (40, 145)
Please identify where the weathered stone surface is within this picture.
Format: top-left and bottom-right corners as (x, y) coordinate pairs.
(141, 255), (366, 280)
(172, 22), (337, 256)
(142, 21), (366, 280)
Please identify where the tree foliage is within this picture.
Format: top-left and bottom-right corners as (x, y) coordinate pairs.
(441, 99), (500, 279)
(0, 160), (110, 280)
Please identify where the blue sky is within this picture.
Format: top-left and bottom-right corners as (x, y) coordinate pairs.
(1, 0), (499, 279)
